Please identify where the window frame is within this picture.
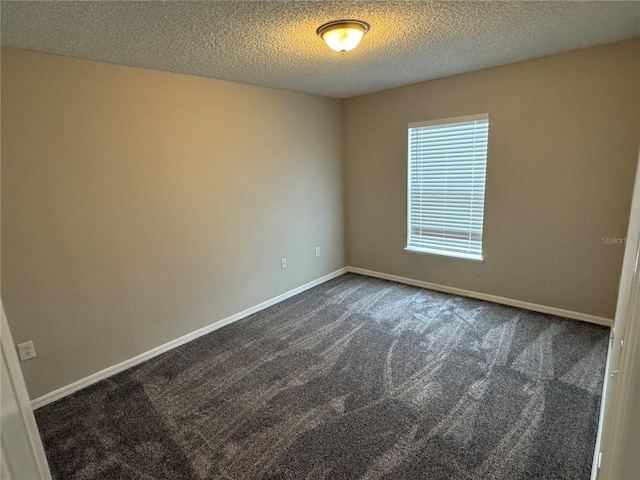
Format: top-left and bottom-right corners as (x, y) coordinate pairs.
(405, 113), (489, 262)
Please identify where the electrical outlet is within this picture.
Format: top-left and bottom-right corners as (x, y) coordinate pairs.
(281, 258), (287, 269)
(17, 340), (36, 361)
(315, 247), (321, 257)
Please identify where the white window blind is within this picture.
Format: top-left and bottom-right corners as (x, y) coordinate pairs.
(406, 114), (489, 261)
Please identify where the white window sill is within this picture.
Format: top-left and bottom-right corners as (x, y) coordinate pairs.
(404, 246), (484, 263)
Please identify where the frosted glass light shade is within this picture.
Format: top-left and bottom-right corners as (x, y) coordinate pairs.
(316, 20), (370, 53)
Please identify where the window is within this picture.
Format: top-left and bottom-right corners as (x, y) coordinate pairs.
(406, 114), (489, 261)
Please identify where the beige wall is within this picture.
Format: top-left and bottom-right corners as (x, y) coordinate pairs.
(3, 40), (639, 400)
(1, 48), (345, 399)
(343, 39), (640, 319)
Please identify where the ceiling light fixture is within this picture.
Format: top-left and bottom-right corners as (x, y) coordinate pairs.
(316, 19), (370, 53)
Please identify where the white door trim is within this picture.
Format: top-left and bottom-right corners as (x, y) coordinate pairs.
(1, 300), (52, 479)
(593, 151), (640, 479)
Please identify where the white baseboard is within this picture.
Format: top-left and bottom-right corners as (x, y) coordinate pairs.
(32, 265), (611, 409)
(31, 268), (348, 410)
(347, 266), (613, 327)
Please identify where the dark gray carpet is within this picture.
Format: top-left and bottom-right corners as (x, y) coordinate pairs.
(35, 273), (609, 479)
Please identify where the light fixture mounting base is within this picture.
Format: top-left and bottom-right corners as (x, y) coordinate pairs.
(316, 19), (370, 38)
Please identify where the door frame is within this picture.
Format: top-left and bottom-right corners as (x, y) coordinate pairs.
(1, 299), (52, 479)
(591, 151), (640, 479)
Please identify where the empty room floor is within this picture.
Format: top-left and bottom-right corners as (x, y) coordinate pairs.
(35, 273), (608, 479)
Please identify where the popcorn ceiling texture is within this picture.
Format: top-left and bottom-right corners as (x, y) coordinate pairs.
(2, 1), (640, 98)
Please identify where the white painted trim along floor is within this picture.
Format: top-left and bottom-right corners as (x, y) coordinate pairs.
(31, 266), (612, 409)
(347, 267), (613, 328)
(30, 268), (348, 409)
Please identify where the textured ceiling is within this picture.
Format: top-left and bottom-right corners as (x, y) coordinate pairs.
(2, 1), (639, 98)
